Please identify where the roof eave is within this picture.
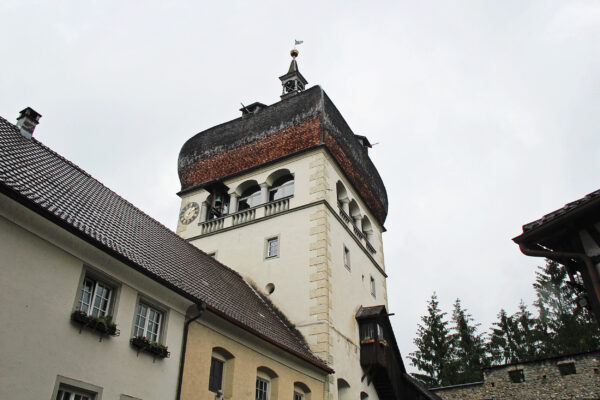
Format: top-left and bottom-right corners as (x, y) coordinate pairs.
(513, 196), (600, 244)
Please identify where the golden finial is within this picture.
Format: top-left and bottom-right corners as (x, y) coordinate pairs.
(291, 48), (299, 58)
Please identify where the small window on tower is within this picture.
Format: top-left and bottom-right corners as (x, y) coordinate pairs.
(265, 237), (279, 259)
(370, 276), (376, 298)
(343, 246), (351, 271)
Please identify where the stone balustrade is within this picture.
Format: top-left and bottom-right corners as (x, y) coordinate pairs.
(197, 197), (292, 235)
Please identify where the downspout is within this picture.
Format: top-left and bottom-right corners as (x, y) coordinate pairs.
(177, 301), (207, 400)
(517, 243), (600, 324)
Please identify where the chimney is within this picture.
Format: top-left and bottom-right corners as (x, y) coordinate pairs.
(16, 107), (42, 138)
(239, 102), (267, 118)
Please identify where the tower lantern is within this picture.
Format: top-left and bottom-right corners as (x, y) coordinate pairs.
(279, 48), (308, 98)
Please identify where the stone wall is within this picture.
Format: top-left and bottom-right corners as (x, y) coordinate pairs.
(431, 350), (600, 400)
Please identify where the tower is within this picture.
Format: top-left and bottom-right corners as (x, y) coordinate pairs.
(176, 50), (391, 400)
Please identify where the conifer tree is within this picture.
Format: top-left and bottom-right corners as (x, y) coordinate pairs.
(487, 309), (519, 365)
(511, 301), (539, 361)
(409, 293), (456, 388)
(533, 259), (600, 356)
(450, 299), (487, 383)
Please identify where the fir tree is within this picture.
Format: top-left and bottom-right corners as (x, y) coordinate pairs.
(533, 259), (600, 356)
(450, 299), (487, 384)
(409, 293), (456, 388)
(487, 309), (519, 365)
(511, 301), (538, 361)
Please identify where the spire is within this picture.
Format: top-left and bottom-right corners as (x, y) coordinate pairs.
(279, 47), (308, 99)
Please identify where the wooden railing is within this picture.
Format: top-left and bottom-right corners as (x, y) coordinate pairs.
(359, 323), (405, 400)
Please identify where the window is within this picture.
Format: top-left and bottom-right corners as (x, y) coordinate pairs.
(343, 246), (351, 271)
(52, 376), (102, 400)
(239, 185), (261, 210)
(266, 237), (279, 258)
(293, 383), (310, 400)
(56, 388), (94, 400)
(256, 377), (269, 400)
(209, 357), (225, 392)
(370, 276), (376, 298)
(558, 362), (576, 376)
(269, 175), (294, 201)
(133, 302), (163, 342)
(208, 348), (234, 396)
(76, 276), (112, 317)
(508, 369), (525, 383)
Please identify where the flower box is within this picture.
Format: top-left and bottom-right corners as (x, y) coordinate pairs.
(130, 335), (170, 359)
(71, 310), (119, 337)
(361, 338), (375, 344)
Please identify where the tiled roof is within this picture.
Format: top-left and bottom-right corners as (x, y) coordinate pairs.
(0, 116), (331, 372)
(178, 85), (388, 224)
(520, 189), (600, 234)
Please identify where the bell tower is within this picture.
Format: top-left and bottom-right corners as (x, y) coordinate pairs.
(279, 48), (308, 98)
(176, 50), (391, 400)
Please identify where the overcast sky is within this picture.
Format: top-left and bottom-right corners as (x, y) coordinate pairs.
(2, 1), (599, 372)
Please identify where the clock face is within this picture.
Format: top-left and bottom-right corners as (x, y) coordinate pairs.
(179, 202), (200, 225)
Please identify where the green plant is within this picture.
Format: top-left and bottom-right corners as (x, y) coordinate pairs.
(130, 335), (169, 358)
(71, 310), (118, 336)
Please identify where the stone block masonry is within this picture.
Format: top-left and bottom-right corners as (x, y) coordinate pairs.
(432, 350), (600, 400)
(307, 153), (333, 365)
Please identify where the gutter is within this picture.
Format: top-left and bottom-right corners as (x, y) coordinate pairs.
(517, 243), (600, 324)
(176, 301), (206, 400)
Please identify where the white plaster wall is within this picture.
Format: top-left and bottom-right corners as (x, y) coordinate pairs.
(177, 148), (387, 400)
(189, 208), (314, 325)
(0, 196), (191, 400)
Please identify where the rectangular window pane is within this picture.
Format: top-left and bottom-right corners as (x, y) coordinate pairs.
(77, 279), (94, 314)
(209, 357), (224, 392)
(134, 303), (148, 337)
(147, 308), (161, 341)
(267, 238), (278, 258)
(91, 283), (110, 317)
(256, 378), (269, 400)
(294, 392), (304, 400)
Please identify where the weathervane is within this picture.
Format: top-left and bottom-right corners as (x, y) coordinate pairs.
(291, 39), (303, 58)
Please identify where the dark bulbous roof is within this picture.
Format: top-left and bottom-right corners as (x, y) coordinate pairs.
(178, 86), (389, 225)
